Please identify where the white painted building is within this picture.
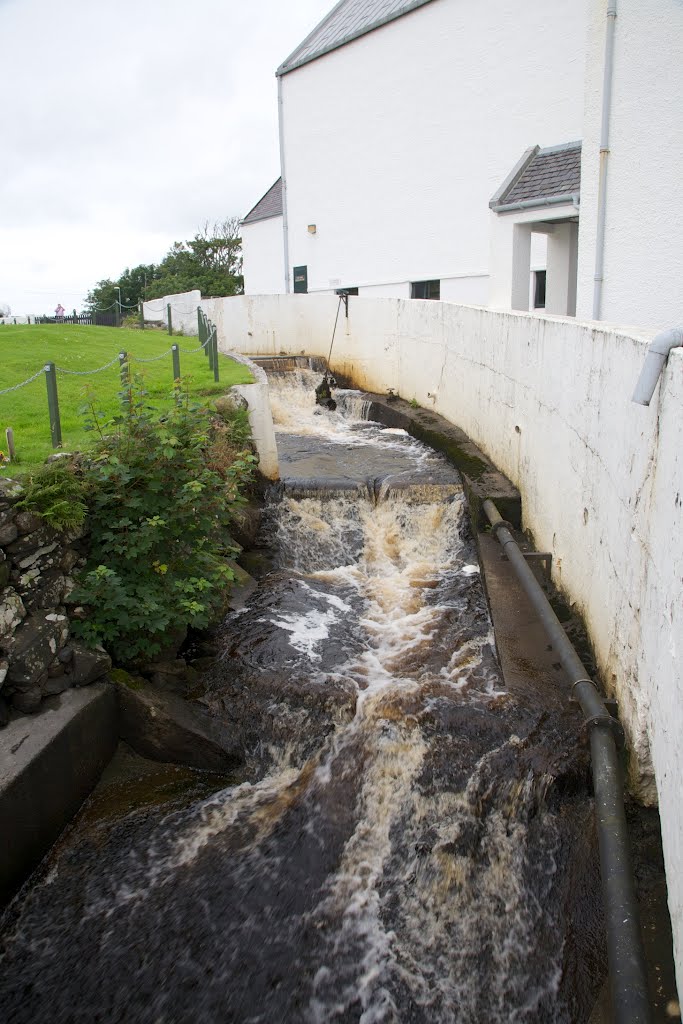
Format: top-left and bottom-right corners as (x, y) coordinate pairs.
(241, 179), (285, 295)
(242, 0), (682, 332)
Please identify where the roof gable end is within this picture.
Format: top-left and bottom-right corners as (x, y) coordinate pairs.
(242, 178), (283, 225)
(490, 141), (582, 212)
(277, 0), (436, 76)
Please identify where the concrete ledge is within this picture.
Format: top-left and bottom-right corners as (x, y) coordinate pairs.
(365, 394), (521, 528)
(227, 352), (280, 480)
(0, 682), (118, 904)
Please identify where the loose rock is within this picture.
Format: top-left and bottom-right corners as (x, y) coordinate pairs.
(114, 673), (242, 770)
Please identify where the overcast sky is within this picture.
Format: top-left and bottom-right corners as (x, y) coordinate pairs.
(0, 0), (332, 315)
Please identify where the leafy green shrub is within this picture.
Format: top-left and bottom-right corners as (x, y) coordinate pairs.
(17, 460), (87, 531)
(69, 379), (257, 663)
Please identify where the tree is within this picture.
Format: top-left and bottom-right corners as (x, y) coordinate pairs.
(85, 264), (159, 314)
(146, 217), (243, 299)
(84, 218), (243, 312)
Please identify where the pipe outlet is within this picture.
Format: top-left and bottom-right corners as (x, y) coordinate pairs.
(632, 326), (683, 406)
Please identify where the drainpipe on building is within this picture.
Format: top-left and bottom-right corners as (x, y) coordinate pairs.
(632, 326), (683, 405)
(592, 0), (617, 320)
(278, 76), (291, 294)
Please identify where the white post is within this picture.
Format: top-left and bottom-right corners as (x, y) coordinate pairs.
(546, 222), (579, 316)
(511, 224), (532, 311)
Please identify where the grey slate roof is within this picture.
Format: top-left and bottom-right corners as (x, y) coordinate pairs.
(242, 178), (283, 225)
(277, 0), (436, 76)
(490, 141), (582, 211)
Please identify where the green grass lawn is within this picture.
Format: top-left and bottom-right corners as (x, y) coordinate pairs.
(0, 324), (253, 475)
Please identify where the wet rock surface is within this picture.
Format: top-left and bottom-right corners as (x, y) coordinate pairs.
(0, 483), (102, 720)
(115, 674), (242, 772)
(0, 375), (613, 1022)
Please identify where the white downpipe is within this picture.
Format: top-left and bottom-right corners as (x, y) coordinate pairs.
(592, 0), (617, 320)
(632, 327), (683, 406)
(278, 77), (291, 294)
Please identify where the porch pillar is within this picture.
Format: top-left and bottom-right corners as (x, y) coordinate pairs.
(546, 222), (579, 316)
(511, 224), (532, 311)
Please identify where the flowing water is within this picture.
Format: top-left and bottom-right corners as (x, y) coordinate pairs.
(0, 370), (605, 1023)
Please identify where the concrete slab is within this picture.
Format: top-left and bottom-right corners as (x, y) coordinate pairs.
(363, 393), (521, 528)
(0, 683), (118, 905)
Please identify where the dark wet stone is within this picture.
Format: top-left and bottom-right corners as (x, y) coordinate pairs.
(140, 659), (199, 697)
(11, 686), (42, 713)
(0, 692), (10, 725)
(13, 511), (43, 537)
(230, 502), (262, 550)
(57, 645), (74, 664)
(115, 676), (242, 771)
(41, 675), (72, 696)
(67, 643), (111, 687)
(20, 572), (68, 612)
(5, 615), (69, 686)
(59, 549), (80, 574)
(0, 478), (24, 504)
(0, 521), (18, 546)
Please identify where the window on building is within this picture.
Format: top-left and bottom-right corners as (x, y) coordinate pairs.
(533, 270), (546, 309)
(293, 266), (308, 293)
(411, 280), (440, 300)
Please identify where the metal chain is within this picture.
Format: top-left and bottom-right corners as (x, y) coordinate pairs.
(179, 338), (211, 354)
(131, 348), (174, 364)
(56, 354), (121, 376)
(0, 367), (45, 396)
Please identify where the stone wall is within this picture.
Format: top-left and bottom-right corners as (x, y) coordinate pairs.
(0, 477), (110, 724)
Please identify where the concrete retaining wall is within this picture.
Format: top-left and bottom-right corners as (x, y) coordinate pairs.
(0, 683), (118, 904)
(187, 291), (682, 987)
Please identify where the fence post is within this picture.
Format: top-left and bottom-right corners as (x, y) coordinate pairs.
(172, 343), (180, 382)
(207, 322), (215, 374)
(44, 363), (62, 448)
(139, 301), (145, 331)
(213, 329), (219, 382)
(119, 350), (128, 390)
(202, 313), (210, 358)
(167, 304), (173, 336)
(6, 427), (16, 462)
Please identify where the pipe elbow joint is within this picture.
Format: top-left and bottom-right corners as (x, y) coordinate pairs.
(632, 325), (683, 406)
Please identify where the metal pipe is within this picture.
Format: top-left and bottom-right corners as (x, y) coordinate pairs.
(278, 77), (291, 294)
(631, 326), (683, 405)
(592, 0), (618, 320)
(482, 498), (651, 1022)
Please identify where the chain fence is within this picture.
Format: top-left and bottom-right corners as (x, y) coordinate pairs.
(1, 306), (222, 457)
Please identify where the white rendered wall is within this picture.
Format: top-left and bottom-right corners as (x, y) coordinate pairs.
(242, 216), (285, 295)
(576, 0), (683, 329)
(200, 291), (683, 989)
(142, 290), (201, 335)
(279, 0), (585, 299)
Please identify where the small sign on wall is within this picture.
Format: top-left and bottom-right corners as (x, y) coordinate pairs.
(293, 266), (308, 293)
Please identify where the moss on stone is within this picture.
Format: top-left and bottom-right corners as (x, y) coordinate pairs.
(408, 423), (488, 480)
(109, 667), (143, 691)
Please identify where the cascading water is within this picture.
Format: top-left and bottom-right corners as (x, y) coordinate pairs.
(0, 371), (605, 1023)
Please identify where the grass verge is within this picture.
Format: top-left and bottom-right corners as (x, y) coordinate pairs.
(0, 323), (252, 474)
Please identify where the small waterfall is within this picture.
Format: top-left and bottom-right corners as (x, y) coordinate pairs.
(0, 365), (605, 1024)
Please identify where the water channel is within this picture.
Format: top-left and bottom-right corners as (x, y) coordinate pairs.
(0, 368), (608, 1022)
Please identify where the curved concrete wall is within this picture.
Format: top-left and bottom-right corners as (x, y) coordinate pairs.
(199, 291), (682, 988)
